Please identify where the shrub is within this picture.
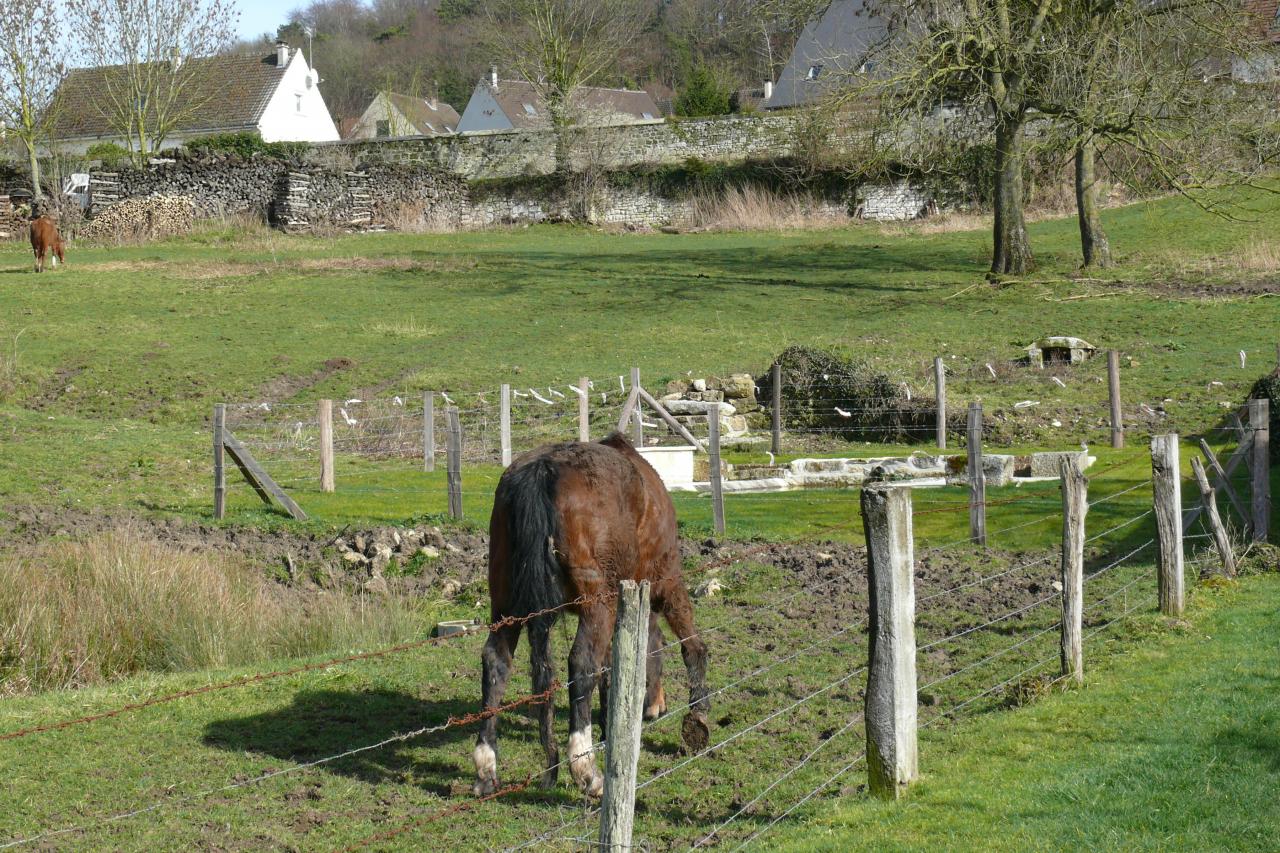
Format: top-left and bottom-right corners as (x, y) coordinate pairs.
(85, 142), (130, 166)
(757, 345), (933, 442)
(675, 65), (732, 117)
(0, 531), (423, 695)
(184, 132), (309, 161)
(1249, 370), (1280, 461)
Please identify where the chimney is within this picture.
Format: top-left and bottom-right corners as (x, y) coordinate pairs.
(763, 80), (773, 101)
(489, 64), (499, 88)
(276, 40), (290, 67)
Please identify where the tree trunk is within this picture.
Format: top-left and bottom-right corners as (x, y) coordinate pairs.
(1075, 137), (1113, 268)
(26, 139), (42, 202)
(991, 112), (1033, 277)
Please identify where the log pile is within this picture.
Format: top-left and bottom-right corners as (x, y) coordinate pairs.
(80, 195), (196, 241)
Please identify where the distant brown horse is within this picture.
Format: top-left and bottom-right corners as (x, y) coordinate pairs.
(473, 432), (709, 798)
(29, 214), (65, 272)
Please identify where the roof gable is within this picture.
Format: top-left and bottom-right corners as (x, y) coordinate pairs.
(464, 79), (662, 131)
(50, 51), (291, 141)
(768, 0), (888, 109)
(383, 92), (460, 135)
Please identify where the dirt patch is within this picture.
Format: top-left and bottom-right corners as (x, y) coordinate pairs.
(256, 356), (356, 402)
(1106, 275), (1280, 299)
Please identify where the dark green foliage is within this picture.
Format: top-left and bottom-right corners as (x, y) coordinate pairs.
(674, 65), (732, 117)
(183, 132), (309, 162)
(437, 0), (479, 22)
(85, 142), (130, 166)
(758, 345), (934, 441)
(1248, 369), (1280, 460)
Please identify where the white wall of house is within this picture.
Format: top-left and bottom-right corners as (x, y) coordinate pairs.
(456, 85), (514, 134)
(257, 49), (339, 143)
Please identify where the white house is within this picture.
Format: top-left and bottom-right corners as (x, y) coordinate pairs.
(46, 42), (339, 155)
(456, 67), (663, 134)
(347, 91), (460, 139)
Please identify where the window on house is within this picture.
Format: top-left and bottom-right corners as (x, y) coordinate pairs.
(295, 94), (303, 113)
(522, 102), (538, 116)
(375, 120), (390, 137)
(806, 64), (824, 80)
(642, 112), (655, 120)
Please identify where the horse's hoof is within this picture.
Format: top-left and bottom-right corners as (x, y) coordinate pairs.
(473, 776), (499, 798)
(644, 686), (667, 721)
(584, 773), (605, 800)
(681, 712), (710, 754)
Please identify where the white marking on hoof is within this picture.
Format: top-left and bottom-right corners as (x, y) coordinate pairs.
(473, 741), (497, 788)
(645, 685), (667, 720)
(568, 727), (602, 796)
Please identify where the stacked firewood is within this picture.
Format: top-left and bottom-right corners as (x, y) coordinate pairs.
(80, 195), (196, 242)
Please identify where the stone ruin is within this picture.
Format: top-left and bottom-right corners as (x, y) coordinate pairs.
(659, 372), (766, 439)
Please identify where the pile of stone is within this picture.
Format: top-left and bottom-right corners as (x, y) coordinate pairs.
(80, 195), (196, 241)
(333, 524), (460, 594)
(660, 372), (765, 439)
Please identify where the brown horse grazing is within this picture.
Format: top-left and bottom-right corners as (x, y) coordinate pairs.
(473, 432), (709, 798)
(30, 215), (65, 273)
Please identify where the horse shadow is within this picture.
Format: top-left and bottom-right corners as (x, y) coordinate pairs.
(203, 688), (537, 796)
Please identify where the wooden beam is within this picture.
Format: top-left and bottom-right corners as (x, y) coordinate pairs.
(222, 431), (308, 520)
(1191, 457), (1237, 577)
(638, 387), (704, 450)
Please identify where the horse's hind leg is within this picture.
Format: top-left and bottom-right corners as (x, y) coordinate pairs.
(645, 613), (667, 720)
(567, 607), (609, 797)
(473, 622), (520, 797)
(527, 616), (560, 789)
(660, 586), (710, 754)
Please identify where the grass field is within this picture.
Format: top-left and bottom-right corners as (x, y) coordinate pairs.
(0, 194), (1277, 850)
(773, 572), (1280, 852)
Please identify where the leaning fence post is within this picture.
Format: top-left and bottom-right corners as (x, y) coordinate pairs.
(967, 403), (986, 546)
(1108, 350), (1124, 449)
(500, 383), (512, 467)
(771, 361), (782, 456)
(1191, 457), (1237, 577)
(934, 357), (946, 450)
(319, 399), (335, 493)
(598, 579), (650, 852)
(707, 407), (725, 535)
(447, 407), (463, 519)
(1059, 455), (1087, 683)
(423, 391), (436, 473)
(1249, 398), (1270, 543)
(1150, 434), (1184, 617)
(213, 403), (226, 520)
(862, 484), (917, 800)
(579, 376), (590, 442)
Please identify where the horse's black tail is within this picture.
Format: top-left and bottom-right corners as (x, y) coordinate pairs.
(497, 456), (565, 620)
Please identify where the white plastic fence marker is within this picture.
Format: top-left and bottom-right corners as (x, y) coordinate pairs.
(862, 484), (917, 800)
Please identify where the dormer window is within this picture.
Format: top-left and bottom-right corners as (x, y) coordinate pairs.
(522, 103), (538, 116)
(806, 64), (824, 80)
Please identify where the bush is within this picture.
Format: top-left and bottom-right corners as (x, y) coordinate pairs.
(85, 142), (130, 166)
(675, 65), (732, 117)
(757, 345), (933, 441)
(1249, 369), (1280, 461)
(0, 531), (423, 694)
(184, 132), (309, 161)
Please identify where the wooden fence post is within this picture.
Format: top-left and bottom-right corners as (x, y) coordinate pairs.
(597, 580), (651, 852)
(1249, 398), (1270, 543)
(447, 408), (463, 519)
(631, 367), (643, 447)
(213, 404), (226, 520)
(771, 362), (782, 456)
(1108, 350), (1124, 449)
(319, 399), (335, 493)
(1059, 455), (1087, 683)
(423, 391), (436, 473)
(707, 407), (725, 535)
(862, 484), (917, 800)
(1150, 434), (1184, 617)
(500, 383), (512, 467)
(1191, 457), (1237, 577)
(579, 376), (590, 442)
(934, 357), (946, 450)
(967, 403), (986, 546)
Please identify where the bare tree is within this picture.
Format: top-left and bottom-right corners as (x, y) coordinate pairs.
(482, 0), (653, 170)
(65, 0), (239, 163)
(0, 1), (63, 199)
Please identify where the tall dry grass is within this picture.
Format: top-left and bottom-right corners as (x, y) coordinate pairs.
(681, 185), (849, 232)
(0, 531), (423, 695)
